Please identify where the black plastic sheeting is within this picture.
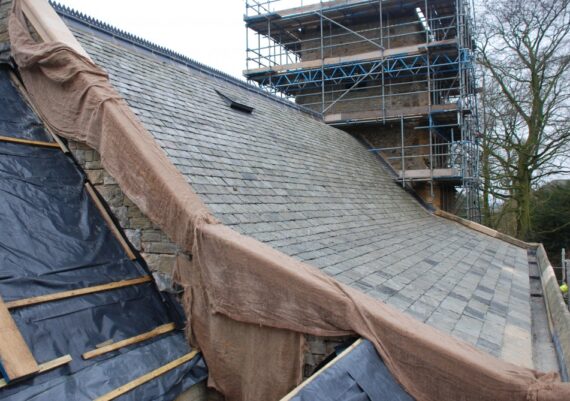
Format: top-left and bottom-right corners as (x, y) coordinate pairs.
(0, 143), (145, 301)
(290, 340), (415, 401)
(0, 66), (52, 141)
(0, 68), (207, 400)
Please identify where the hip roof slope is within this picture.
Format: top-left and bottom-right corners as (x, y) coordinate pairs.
(62, 16), (532, 364)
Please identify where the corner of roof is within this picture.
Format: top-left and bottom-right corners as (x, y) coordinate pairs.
(433, 209), (533, 250)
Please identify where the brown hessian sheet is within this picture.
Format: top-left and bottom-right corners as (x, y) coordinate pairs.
(9, 1), (570, 400)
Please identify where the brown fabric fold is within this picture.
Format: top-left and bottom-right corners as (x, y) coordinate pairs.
(9, 1), (570, 400)
(8, 0), (216, 254)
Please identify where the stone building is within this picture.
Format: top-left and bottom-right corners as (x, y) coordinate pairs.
(245, 0), (480, 218)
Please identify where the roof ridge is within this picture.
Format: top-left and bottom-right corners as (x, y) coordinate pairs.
(48, 1), (319, 117)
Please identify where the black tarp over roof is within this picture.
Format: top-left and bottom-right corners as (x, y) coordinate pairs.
(0, 64), (50, 141)
(289, 340), (415, 401)
(0, 66), (207, 401)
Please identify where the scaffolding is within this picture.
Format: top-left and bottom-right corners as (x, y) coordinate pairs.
(245, 0), (481, 221)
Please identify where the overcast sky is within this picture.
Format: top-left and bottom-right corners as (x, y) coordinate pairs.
(56, 0), (320, 79)
(56, 0), (249, 79)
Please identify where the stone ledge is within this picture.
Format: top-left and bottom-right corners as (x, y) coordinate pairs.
(67, 140), (179, 276)
(536, 244), (570, 380)
(434, 209), (534, 249)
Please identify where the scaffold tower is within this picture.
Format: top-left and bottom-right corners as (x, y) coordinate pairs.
(244, 0), (481, 221)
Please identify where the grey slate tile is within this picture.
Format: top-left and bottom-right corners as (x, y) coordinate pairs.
(70, 22), (534, 360)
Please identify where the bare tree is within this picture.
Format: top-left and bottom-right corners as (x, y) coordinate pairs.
(478, 0), (570, 239)
(480, 73), (525, 231)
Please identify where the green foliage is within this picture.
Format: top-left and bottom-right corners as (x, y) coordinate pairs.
(530, 181), (570, 265)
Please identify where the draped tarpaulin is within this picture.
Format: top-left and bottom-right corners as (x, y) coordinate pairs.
(8, 1), (570, 400)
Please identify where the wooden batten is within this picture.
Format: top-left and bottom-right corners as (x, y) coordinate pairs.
(0, 135), (60, 149)
(83, 323), (177, 360)
(5, 276), (152, 310)
(94, 351), (199, 401)
(0, 296), (39, 382)
(85, 183), (137, 261)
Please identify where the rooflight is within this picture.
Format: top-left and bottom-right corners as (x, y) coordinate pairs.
(215, 90), (254, 114)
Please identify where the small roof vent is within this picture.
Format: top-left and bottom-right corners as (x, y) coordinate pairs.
(215, 90), (254, 114)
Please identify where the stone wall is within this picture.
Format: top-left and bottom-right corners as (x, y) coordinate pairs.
(69, 140), (227, 398)
(348, 124), (456, 211)
(351, 122), (431, 171)
(68, 140), (180, 280)
(0, 0), (12, 43)
(297, 78), (428, 116)
(414, 182), (455, 211)
(299, 15), (424, 61)
(295, 12), (431, 117)
(304, 335), (356, 377)
(0, 0), (42, 45)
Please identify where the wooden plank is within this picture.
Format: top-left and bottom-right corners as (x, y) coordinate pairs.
(85, 183), (137, 261)
(0, 295), (39, 382)
(5, 276), (152, 310)
(281, 339), (363, 401)
(82, 323), (176, 360)
(0, 355), (72, 389)
(94, 350), (199, 401)
(398, 168), (459, 180)
(0, 135), (60, 149)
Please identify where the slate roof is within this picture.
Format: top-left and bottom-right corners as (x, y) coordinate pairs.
(53, 4), (534, 365)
